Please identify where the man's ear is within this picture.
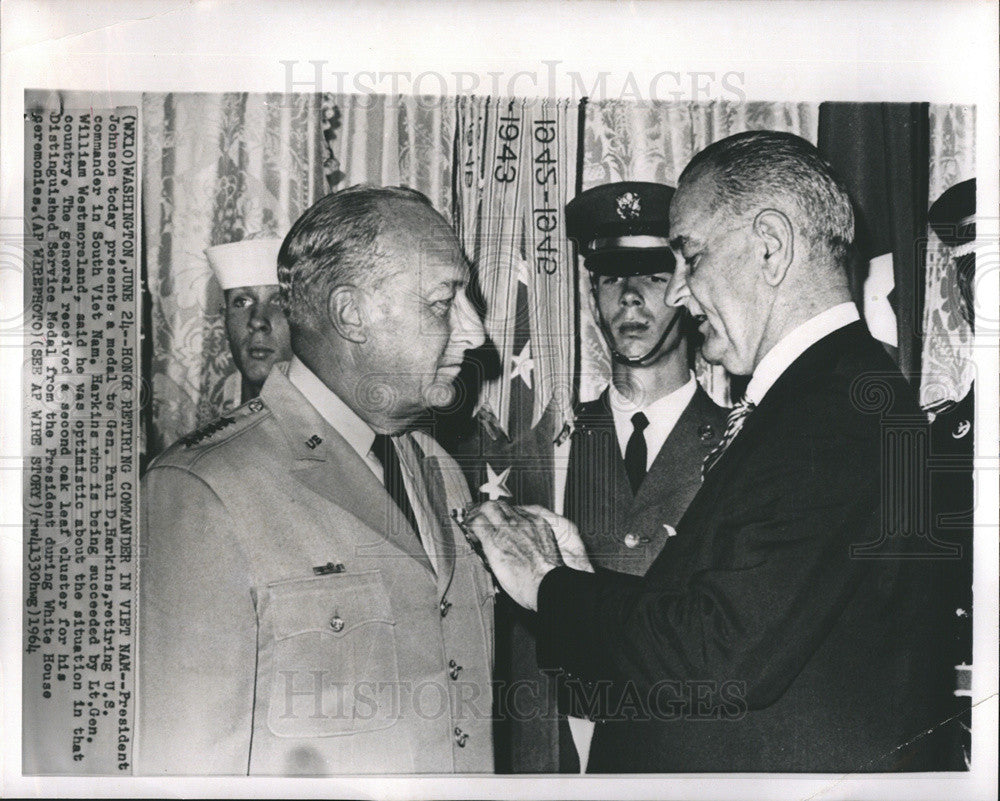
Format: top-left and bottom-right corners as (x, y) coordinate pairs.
(753, 208), (794, 286)
(327, 285), (367, 344)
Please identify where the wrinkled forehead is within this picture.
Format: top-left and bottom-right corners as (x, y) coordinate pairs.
(380, 204), (470, 284)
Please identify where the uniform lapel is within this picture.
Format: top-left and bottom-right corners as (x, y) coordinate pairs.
(261, 369), (436, 578)
(631, 387), (720, 515)
(411, 440), (458, 599)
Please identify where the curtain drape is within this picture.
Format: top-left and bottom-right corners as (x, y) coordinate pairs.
(321, 93), (455, 216)
(920, 104), (976, 409)
(142, 92), (326, 455)
(817, 102), (931, 384)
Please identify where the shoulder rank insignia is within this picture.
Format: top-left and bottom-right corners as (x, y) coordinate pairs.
(181, 416), (236, 447)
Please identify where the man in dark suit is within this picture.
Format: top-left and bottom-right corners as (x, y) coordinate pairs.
(557, 182), (725, 769)
(465, 131), (956, 772)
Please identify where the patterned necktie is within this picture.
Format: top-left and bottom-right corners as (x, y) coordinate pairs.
(371, 433), (421, 538)
(702, 397), (756, 478)
(624, 411), (650, 494)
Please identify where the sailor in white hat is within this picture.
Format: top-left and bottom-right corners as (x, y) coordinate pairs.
(206, 238), (293, 410)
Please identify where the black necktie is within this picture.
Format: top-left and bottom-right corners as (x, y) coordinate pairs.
(371, 433), (421, 538)
(624, 411), (649, 494)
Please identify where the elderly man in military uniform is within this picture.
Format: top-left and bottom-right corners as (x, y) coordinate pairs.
(205, 237), (293, 412)
(137, 185), (495, 775)
(556, 181), (726, 769)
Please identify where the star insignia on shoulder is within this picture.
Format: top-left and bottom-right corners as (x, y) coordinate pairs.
(180, 416), (237, 447)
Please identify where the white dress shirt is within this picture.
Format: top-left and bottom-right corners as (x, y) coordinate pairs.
(745, 302), (861, 405)
(609, 373), (698, 469)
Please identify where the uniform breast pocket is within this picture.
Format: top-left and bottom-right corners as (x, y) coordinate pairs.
(263, 570), (400, 738)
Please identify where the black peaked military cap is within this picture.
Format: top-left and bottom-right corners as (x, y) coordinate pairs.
(929, 178), (976, 248)
(566, 181), (677, 277)
(928, 178), (976, 326)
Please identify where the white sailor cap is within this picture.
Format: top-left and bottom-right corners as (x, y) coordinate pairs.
(205, 238), (283, 290)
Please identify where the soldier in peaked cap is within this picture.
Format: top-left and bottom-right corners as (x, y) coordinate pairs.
(554, 181), (726, 770)
(563, 181), (726, 576)
(206, 238), (293, 411)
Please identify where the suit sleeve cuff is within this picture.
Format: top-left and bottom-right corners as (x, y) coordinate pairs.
(536, 565), (617, 680)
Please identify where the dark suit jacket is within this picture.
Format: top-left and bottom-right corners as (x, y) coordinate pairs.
(564, 385), (726, 576)
(537, 322), (957, 772)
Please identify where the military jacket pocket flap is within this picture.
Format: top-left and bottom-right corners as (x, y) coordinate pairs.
(263, 570), (401, 739)
(268, 570), (396, 639)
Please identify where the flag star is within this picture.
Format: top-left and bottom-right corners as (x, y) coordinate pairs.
(511, 341), (534, 389)
(479, 463), (513, 501)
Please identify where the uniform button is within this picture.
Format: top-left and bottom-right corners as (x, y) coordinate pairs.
(623, 533), (640, 549)
(454, 726), (469, 747)
(329, 614), (345, 632)
(448, 659), (463, 680)
(439, 599), (452, 617)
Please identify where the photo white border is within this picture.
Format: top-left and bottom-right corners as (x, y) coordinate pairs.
(2, 1), (997, 798)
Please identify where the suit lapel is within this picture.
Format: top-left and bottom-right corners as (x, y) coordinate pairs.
(261, 370), (436, 578)
(701, 321), (869, 489)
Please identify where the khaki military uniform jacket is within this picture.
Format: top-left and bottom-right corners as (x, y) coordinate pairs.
(137, 368), (495, 775)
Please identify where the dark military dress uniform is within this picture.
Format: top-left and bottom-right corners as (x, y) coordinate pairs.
(564, 387), (724, 577)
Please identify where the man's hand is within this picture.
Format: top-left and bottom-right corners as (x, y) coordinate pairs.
(519, 505), (594, 575)
(463, 501), (592, 611)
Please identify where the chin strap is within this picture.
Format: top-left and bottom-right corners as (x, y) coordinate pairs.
(600, 305), (685, 367)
